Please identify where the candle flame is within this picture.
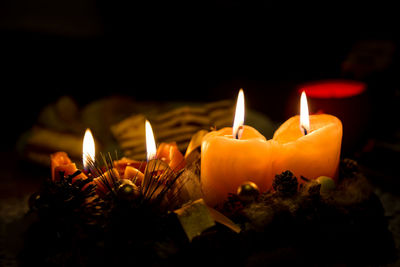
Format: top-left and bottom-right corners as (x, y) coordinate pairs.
(145, 120), (157, 161)
(233, 89), (245, 139)
(300, 91), (310, 135)
(82, 128), (95, 170)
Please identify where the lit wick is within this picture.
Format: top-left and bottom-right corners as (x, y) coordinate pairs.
(300, 91), (310, 136)
(233, 89), (245, 139)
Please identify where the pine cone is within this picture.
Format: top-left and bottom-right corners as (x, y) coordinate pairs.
(340, 158), (359, 179)
(31, 171), (105, 226)
(272, 170), (299, 196)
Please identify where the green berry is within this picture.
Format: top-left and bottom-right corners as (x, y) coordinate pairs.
(316, 176), (336, 193)
(118, 179), (141, 200)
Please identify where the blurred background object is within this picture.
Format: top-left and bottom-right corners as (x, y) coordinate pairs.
(2, 1), (397, 151)
(285, 79), (370, 156)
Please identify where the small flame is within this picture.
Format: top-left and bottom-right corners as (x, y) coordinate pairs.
(82, 128), (95, 170)
(232, 89), (245, 139)
(145, 120), (157, 161)
(300, 91), (310, 135)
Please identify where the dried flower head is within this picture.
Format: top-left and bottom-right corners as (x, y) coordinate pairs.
(272, 170), (299, 197)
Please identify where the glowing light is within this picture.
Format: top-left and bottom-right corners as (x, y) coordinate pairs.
(300, 91), (310, 135)
(299, 80), (366, 98)
(145, 120), (157, 161)
(232, 89), (245, 139)
(82, 128), (95, 170)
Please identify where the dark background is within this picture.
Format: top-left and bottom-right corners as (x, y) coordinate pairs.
(0, 3), (400, 265)
(1, 1), (399, 148)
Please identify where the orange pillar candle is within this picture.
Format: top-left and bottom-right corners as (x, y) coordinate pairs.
(272, 92), (342, 183)
(201, 90), (343, 207)
(145, 119), (186, 171)
(201, 90), (275, 207)
(156, 142), (186, 171)
(123, 166), (145, 184)
(51, 151), (87, 182)
(51, 128), (96, 182)
(114, 157), (145, 185)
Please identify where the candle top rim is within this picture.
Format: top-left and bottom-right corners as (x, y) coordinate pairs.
(299, 80), (366, 99)
(273, 114), (342, 144)
(204, 125), (267, 142)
